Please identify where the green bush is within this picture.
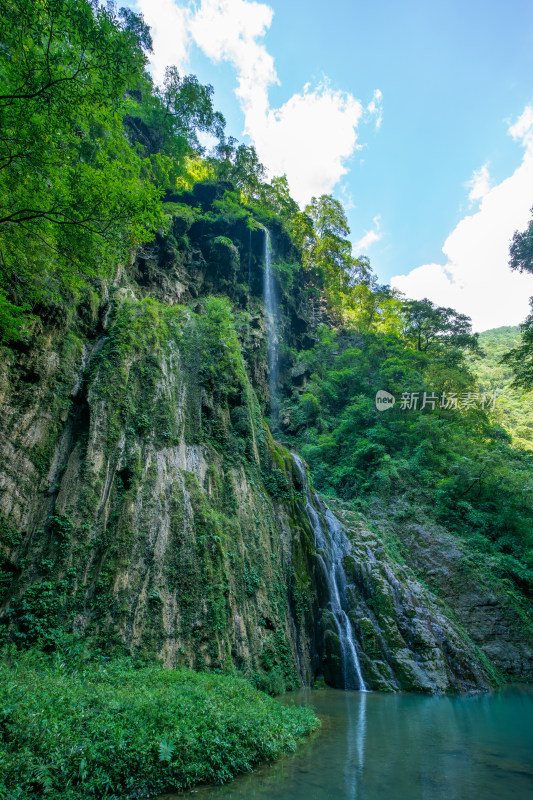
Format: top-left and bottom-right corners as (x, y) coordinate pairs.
(0, 649), (319, 799)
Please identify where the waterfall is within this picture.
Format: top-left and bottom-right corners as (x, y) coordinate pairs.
(293, 455), (367, 692)
(263, 228), (279, 422)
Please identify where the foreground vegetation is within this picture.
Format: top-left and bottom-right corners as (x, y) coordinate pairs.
(0, 648), (319, 799)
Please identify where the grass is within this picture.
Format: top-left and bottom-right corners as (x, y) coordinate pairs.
(0, 648), (320, 799)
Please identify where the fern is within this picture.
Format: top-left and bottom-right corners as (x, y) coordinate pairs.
(158, 738), (175, 763)
(32, 762), (54, 795)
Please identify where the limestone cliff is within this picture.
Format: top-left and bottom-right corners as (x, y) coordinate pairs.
(0, 187), (529, 692)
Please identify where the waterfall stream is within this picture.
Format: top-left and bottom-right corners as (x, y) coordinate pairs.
(261, 230), (365, 690)
(263, 228), (279, 422)
(293, 455), (367, 691)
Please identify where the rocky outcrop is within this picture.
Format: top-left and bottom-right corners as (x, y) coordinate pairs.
(0, 292), (320, 694)
(0, 196), (530, 693)
(301, 494), (494, 693)
(386, 517), (533, 682)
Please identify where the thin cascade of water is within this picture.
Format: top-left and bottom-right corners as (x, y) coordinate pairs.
(263, 228), (279, 421)
(293, 454), (367, 691)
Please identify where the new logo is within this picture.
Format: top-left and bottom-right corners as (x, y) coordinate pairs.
(375, 390), (396, 411)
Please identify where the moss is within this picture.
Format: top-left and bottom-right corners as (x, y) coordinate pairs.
(31, 437), (58, 480)
(0, 514), (22, 550)
(48, 514), (74, 562)
(269, 442), (287, 473)
(87, 296), (187, 455)
(367, 579), (396, 620)
(0, 238), (328, 690)
(2, 581), (65, 648)
(359, 616), (381, 657)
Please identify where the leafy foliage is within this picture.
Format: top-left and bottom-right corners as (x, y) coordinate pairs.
(0, 0), (238, 344)
(509, 206), (533, 275)
(0, 0), (165, 341)
(501, 305), (533, 390)
(211, 140), (267, 202)
(401, 298), (479, 353)
(468, 326), (533, 450)
(284, 317), (533, 594)
(0, 0), (531, 730)
(502, 207), (533, 388)
(0, 649), (319, 799)
(125, 67), (225, 173)
(291, 195), (370, 319)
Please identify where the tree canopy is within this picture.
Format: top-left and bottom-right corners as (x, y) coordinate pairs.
(0, 0), (165, 338)
(0, 0), (232, 341)
(502, 208), (533, 389)
(509, 207), (533, 275)
(401, 298), (479, 353)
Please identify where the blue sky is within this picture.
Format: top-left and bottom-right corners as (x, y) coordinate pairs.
(132, 0), (533, 331)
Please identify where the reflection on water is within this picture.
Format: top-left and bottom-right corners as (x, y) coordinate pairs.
(344, 691), (366, 799)
(160, 687), (533, 800)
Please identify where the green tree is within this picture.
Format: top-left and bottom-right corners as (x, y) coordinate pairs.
(152, 67), (225, 155)
(401, 298), (479, 353)
(209, 142), (266, 202)
(501, 304), (533, 389)
(0, 0), (164, 340)
(305, 195), (354, 287)
(502, 207), (533, 388)
(309, 196), (370, 284)
(284, 320), (533, 580)
(260, 175), (299, 224)
(509, 206), (533, 275)
(294, 195), (370, 319)
(345, 281), (403, 333)
(118, 6), (153, 52)
(123, 67), (226, 191)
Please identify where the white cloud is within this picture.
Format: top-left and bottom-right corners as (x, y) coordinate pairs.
(137, 0), (191, 84)
(188, 0), (367, 205)
(338, 183), (355, 212)
(466, 163), (491, 207)
(252, 84), (363, 205)
(137, 0), (374, 206)
(354, 215), (382, 252)
(390, 106), (533, 332)
(189, 0), (277, 119)
(509, 105), (533, 148)
(366, 89), (383, 130)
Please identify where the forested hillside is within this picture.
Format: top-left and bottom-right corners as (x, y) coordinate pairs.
(467, 326), (533, 451)
(0, 2), (532, 798)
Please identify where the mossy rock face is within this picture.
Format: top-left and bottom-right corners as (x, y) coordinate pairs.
(388, 648), (438, 693)
(0, 182), (525, 696)
(359, 615), (382, 658)
(171, 208), (196, 237)
(192, 180), (227, 207)
(207, 237), (240, 282)
(0, 293), (321, 692)
(313, 507), (499, 693)
(0, 287), (503, 695)
(319, 622), (343, 687)
(359, 653), (397, 691)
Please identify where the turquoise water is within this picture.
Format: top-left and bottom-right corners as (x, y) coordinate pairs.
(163, 686), (533, 800)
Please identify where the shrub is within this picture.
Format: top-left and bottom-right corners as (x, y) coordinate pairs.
(0, 649), (319, 799)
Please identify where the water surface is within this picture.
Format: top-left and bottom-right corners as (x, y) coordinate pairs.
(163, 686), (533, 800)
